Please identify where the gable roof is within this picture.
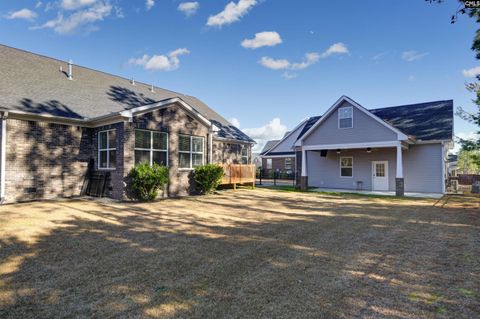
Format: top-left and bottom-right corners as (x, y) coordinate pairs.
(260, 140), (280, 155)
(295, 96), (453, 146)
(0, 44), (254, 143)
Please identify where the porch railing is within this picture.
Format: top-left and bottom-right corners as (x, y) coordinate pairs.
(220, 164), (256, 188)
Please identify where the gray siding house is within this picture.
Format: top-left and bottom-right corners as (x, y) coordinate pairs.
(0, 45), (254, 203)
(288, 96), (452, 195)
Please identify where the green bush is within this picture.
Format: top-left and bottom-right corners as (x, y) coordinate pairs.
(194, 164), (225, 194)
(129, 163), (169, 201)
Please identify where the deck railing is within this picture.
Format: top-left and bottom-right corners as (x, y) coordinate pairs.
(220, 164), (256, 188)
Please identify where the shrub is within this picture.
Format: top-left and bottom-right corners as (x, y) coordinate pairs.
(129, 163), (169, 201)
(194, 164), (225, 194)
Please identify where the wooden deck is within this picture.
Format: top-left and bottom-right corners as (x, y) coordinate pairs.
(220, 164), (256, 189)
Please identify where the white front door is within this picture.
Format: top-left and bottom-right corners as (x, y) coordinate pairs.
(372, 161), (389, 191)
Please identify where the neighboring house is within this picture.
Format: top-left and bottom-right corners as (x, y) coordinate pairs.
(260, 117), (321, 177)
(447, 154), (458, 177)
(0, 45), (255, 203)
(278, 96), (452, 195)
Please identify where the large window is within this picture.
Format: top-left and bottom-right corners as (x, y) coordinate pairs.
(338, 106), (353, 129)
(179, 135), (204, 169)
(340, 157), (353, 177)
(285, 158), (292, 170)
(98, 129), (116, 169)
(135, 130), (168, 166)
(241, 146), (249, 164)
(98, 130), (117, 169)
(266, 158), (272, 169)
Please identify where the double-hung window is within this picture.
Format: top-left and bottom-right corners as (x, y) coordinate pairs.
(179, 135), (204, 169)
(135, 130), (168, 166)
(340, 157), (353, 177)
(285, 158), (292, 170)
(241, 147), (249, 164)
(338, 106), (353, 129)
(98, 129), (116, 169)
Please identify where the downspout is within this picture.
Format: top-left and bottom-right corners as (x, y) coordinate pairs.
(1, 112), (7, 203)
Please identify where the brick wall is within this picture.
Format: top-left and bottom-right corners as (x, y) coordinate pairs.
(213, 141), (251, 164)
(5, 119), (92, 203)
(3, 105), (250, 202)
(127, 106), (210, 198)
(261, 156), (296, 174)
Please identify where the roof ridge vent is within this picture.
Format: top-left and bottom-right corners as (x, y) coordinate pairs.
(68, 60), (73, 80)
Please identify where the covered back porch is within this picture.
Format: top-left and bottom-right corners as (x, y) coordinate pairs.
(300, 141), (407, 196)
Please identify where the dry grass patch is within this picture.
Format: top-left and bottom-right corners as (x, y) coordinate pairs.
(0, 189), (479, 318)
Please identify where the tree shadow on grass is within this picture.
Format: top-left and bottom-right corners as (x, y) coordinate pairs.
(0, 192), (479, 318)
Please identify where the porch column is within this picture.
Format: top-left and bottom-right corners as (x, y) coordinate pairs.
(300, 147), (308, 191)
(395, 143), (404, 196)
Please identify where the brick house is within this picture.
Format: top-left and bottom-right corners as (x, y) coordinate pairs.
(0, 45), (255, 203)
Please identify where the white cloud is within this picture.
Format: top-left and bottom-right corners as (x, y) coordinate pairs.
(129, 48), (190, 71)
(259, 52), (320, 71)
(207, 0), (257, 27)
(320, 42), (349, 58)
(401, 50), (429, 62)
(146, 0), (155, 11)
(33, 2), (112, 34)
(258, 42), (348, 77)
(241, 31), (282, 49)
(7, 8), (38, 21)
(259, 57), (291, 70)
(61, 0), (97, 10)
(229, 118), (241, 128)
(36, 2), (43, 9)
(282, 72), (297, 80)
(372, 52), (387, 61)
(178, 2), (199, 16)
(462, 66), (480, 78)
(243, 118), (288, 152)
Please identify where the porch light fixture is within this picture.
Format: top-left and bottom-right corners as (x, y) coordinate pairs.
(336, 149), (341, 154)
(366, 148), (372, 153)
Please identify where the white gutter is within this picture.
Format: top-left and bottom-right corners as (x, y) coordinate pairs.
(1, 112), (7, 203)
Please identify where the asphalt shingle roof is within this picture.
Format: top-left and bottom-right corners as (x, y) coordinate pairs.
(0, 45), (254, 143)
(370, 100), (453, 141)
(260, 140), (280, 155)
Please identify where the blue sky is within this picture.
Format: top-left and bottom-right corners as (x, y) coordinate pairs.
(0, 0), (478, 152)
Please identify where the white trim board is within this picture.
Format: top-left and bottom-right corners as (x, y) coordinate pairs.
(302, 141), (406, 151)
(295, 96), (409, 146)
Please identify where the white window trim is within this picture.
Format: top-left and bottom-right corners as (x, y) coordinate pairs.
(338, 106), (353, 129)
(134, 129), (169, 167)
(340, 156), (353, 178)
(98, 129), (116, 170)
(179, 135), (205, 170)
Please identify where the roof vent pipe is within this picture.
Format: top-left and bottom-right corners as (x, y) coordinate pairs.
(131, 78), (135, 86)
(68, 60), (73, 80)
(150, 84), (154, 92)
